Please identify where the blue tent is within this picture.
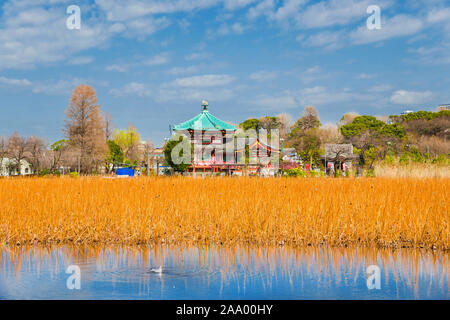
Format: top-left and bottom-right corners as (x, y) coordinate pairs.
(116, 168), (135, 177)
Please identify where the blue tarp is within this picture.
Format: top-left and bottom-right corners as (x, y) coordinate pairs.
(116, 168), (135, 176)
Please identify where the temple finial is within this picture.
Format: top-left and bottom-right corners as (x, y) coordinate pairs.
(202, 99), (208, 111)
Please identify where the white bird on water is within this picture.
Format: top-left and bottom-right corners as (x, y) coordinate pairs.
(151, 266), (163, 274)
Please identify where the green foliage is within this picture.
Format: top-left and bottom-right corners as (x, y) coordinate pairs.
(365, 168), (375, 177)
(340, 116), (383, 137)
(432, 154), (448, 165)
(345, 169), (350, 177)
(384, 154), (395, 164)
(340, 116), (405, 139)
(285, 167), (307, 177)
(106, 140), (124, 165)
(292, 130), (322, 166)
(239, 118), (260, 131)
(363, 146), (377, 166)
(399, 154), (410, 165)
(380, 123), (405, 138)
(39, 169), (51, 176)
(69, 172), (79, 178)
(406, 147), (425, 163)
(112, 126), (141, 161)
(163, 135), (192, 172)
(400, 110), (450, 122)
(51, 139), (67, 152)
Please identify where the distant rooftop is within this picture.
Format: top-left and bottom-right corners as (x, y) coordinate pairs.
(173, 100), (237, 132)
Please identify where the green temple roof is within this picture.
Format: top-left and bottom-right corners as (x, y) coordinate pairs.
(173, 102), (237, 132)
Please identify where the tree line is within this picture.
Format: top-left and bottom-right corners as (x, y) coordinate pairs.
(2, 84), (448, 176)
(0, 84), (153, 176)
(239, 106), (449, 169)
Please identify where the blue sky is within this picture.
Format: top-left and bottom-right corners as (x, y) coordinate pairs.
(0, 0), (449, 145)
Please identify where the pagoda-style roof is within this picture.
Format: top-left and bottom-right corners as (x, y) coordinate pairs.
(173, 101), (237, 132)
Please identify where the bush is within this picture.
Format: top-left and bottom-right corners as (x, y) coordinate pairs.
(39, 169), (51, 177)
(366, 168), (375, 177)
(285, 167), (308, 177)
(412, 153), (425, 163)
(69, 172), (79, 178)
(432, 154), (448, 165)
(384, 154), (395, 164)
(399, 154), (409, 165)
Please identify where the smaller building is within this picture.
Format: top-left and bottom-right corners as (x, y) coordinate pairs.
(281, 148), (300, 170)
(0, 158), (32, 176)
(322, 144), (358, 173)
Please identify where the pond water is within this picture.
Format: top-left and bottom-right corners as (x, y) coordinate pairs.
(0, 245), (448, 300)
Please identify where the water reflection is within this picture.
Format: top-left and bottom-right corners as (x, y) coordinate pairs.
(0, 245), (448, 299)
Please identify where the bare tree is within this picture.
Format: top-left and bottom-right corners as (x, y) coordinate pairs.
(7, 132), (29, 175)
(276, 113), (293, 139)
(0, 134), (7, 175)
(292, 106), (321, 132)
(317, 124), (344, 145)
(338, 112), (360, 127)
(104, 112), (114, 142)
(48, 140), (68, 173)
(26, 136), (46, 174)
(64, 84), (107, 174)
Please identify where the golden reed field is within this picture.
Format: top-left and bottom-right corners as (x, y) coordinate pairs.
(0, 177), (448, 250)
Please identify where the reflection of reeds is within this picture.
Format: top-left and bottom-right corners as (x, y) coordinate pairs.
(0, 245), (448, 299)
(0, 177), (448, 250)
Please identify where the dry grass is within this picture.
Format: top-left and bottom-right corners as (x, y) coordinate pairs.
(374, 163), (450, 178)
(0, 176), (448, 250)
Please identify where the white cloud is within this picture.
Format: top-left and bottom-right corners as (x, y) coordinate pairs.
(223, 0), (256, 11)
(427, 7), (450, 24)
(166, 65), (199, 75)
(105, 64), (129, 72)
(110, 82), (152, 97)
(32, 78), (87, 95)
(69, 56), (94, 65)
(252, 94), (298, 110)
(356, 73), (377, 80)
(252, 86), (377, 111)
(294, 66), (330, 84)
(271, 0), (306, 23)
(143, 52), (170, 66)
(95, 0), (214, 21)
(249, 71), (278, 82)
(368, 84), (392, 92)
(207, 22), (247, 37)
(0, 76), (32, 86)
(302, 31), (345, 50)
(247, 0), (275, 20)
(172, 74), (235, 87)
(0, 3), (111, 70)
(410, 41), (450, 65)
(350, 15), (423, 45)
(185, 52), (210, 61)
(295, 0), (377, 28)
(155, 87), (234, 103)
(124, 17), (171, 38)
(390, 90), (433, 105)
(95, 0), (253, 21)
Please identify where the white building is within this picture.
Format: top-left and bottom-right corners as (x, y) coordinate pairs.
(0, 158), (32, 176)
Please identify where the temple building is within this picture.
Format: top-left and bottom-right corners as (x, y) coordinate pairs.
(172, 100), (280, 175)
(172, 100), (237, 173)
